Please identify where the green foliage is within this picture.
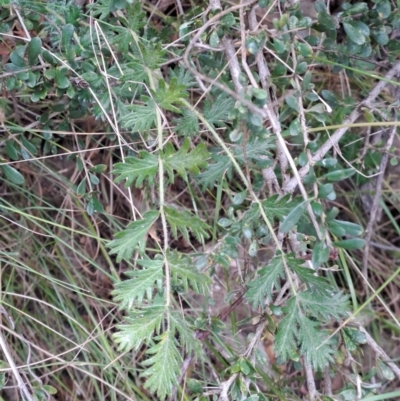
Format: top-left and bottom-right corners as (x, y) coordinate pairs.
(107, 211), (159, 261)
(112, 259), (164, 309)
(163, 138), (209, 182)
(274, 296), (340, 371)
(114, 152), (158, 187)
(121, 100), (157, 132)
(1, 0), (396, 399)
(164, 206), (210, 243)
(168, 251), (211, 294)
(114, 306), (165, 352)
(245, 256), (285, 308)
(142, 331), (182, 399)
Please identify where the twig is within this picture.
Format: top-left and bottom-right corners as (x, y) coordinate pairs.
(304, 359), (317, 401)
(221, 37), (243, 93)
(248, 6), (282, 194)
(362, 124), (397, 286)
(324, 366), (332, 396)
(283, 60), (400, 193)
(358, 326), (400, 380)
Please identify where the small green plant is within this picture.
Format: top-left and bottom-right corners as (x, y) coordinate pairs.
(1, 0), (400, 400)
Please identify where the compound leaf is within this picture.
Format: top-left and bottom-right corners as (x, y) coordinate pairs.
(112, 258), (164, 309)
(108, 211), (159, 262)
(142, 330), (182, 399)
(113, 151), (158, 187)
(113, 306), (164, 352)
(164, 205), (210, 243)
(163, 138), (209, 182)
(245, 256), (285, 309)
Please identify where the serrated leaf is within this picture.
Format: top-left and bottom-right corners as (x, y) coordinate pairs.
(27, 37), (42, 66)
(274, 297), (299, 362)
(142, 331), (182, 399)
(164, 206), (209, 243)
(122, 101), (157, 132)
(113, 151), (158, 187)
(169, 310), (201, 353)
(279, 200), (308, 234)
(245, 256), (285, 308)
(113, 307), (165, 352)
(163, 138), (209, 182)
(237, 136), (275, 163)
(107, 211), (159, 262)
(299, 290), (349, 320)
(168, 251), (211, 294)
(173, 109), (199, 136)
(153, 78), (187, 113)
(275, 296), (338, 370)
(297, 315), (335, 370)
(197, 156), (232, 190)
(204, 93), (235, 127)
(1, 165), (25, 185)
(287, 256), (331, 293)
(262, 195), (303, 223)
(113, 259), (164, 308)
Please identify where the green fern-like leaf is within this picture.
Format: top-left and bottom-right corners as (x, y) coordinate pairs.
(142, 331), (182, 399)
(299, 290), (350, 321)
(121, 99), (156, 132)
(204, 93), (235, 127)
(164, 205), (210, 243)
(113, 306), (165, 352)
(197, 156), (232, 190)
(173, 109), (199, 136)
(168, 251), (211, 294)
(234, 136), (275, 165)
(274, 297), (299, 363)
(245, 255), (285, 309)
(297, 315), (335, 371)
(169, 66), (196, 88)
(275, 294), (343, 370)
(112, 258), (164, 309)
(163, 138), (209, 182)
(113, 151), (158, 187)
(108, 211), (159, 262)
(153, 77), (188, 113)
(262, 195), (304, 223)
(169, 310), (201, 353)
(287, 256), (331, 293)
